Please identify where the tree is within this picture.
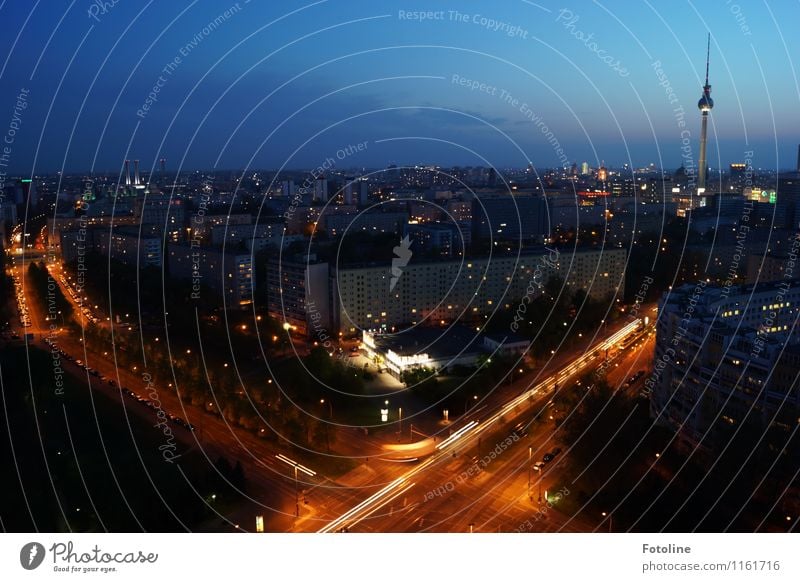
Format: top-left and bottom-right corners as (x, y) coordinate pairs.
(400, 367), (436, 391)
(27, 261), (73, 320)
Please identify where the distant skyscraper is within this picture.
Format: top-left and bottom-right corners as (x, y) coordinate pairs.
(487, 167), (497, 187)
(314, 178), (328, 202)
(343, 178), (355, 205)
(581, 161), (589, 175)
(697, 34), (714, 192)
(776, 173), (800, 229)
(13, 179), (37, 205)
(597, 162), (608, 182)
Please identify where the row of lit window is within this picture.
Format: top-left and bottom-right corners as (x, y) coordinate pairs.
(765, 325), (789, 333)
(762, 302), (790, 310)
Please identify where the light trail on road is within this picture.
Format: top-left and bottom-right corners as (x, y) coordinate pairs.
(318, 319), (643, 533)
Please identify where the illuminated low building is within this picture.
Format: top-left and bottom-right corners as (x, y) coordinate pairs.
(362, 326), (489, 378)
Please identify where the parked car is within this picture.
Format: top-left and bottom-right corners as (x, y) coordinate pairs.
(626, 371), (645, 386)
(543, 447), (562, 463)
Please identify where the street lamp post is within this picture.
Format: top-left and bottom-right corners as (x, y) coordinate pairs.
(527, 447), (532, 500)
(281, 322), (292, 355)
(321, 398), (333, 418)
(293, 466), (298, 516)
(539, 470), (543, 503)
(381, 399), (389, 423)
(464, 394), (478, 415)
(533, 465), (543, 504)
(320, 399), (332, 451)
(275, 454), (316, 520)
(602, 511), (612, 532)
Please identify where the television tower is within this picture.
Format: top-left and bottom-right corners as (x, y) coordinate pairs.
(697, 34), (713, 192)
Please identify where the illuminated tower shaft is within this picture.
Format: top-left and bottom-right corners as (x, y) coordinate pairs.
(697, 34), (713, 191)
(698, 111), (709, 189)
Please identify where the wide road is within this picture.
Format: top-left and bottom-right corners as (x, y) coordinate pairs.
(375, 323), (656, 534)
(8, 249), (368, 533)
(316, 319), (646, 532)
(10, 246), (654, 533)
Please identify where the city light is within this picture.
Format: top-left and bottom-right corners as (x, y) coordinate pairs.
(5, 9), (798, 550)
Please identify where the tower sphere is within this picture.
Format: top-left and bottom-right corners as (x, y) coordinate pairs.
(698, 91), (714, 111)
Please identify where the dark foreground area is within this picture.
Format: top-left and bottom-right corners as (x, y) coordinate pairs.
(0, 344), (242, 532)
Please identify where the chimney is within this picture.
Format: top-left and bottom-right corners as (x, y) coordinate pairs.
(124, 160), (131, 186)
(134, 159), (140, 185)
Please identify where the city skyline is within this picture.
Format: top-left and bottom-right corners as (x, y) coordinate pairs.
(0, 2), (799, 174)
(4, 156), (798, 177)
(2, 0), (800, 554)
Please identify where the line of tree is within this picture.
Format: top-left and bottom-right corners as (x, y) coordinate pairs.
(27, 261), (73, 320)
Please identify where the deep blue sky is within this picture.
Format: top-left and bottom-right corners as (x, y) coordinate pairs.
(1, 0), (798, 175)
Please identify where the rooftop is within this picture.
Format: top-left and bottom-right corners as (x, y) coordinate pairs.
(371, 324), (485, 361)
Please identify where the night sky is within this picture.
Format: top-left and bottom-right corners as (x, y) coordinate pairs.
(1, 0), (798, 175)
